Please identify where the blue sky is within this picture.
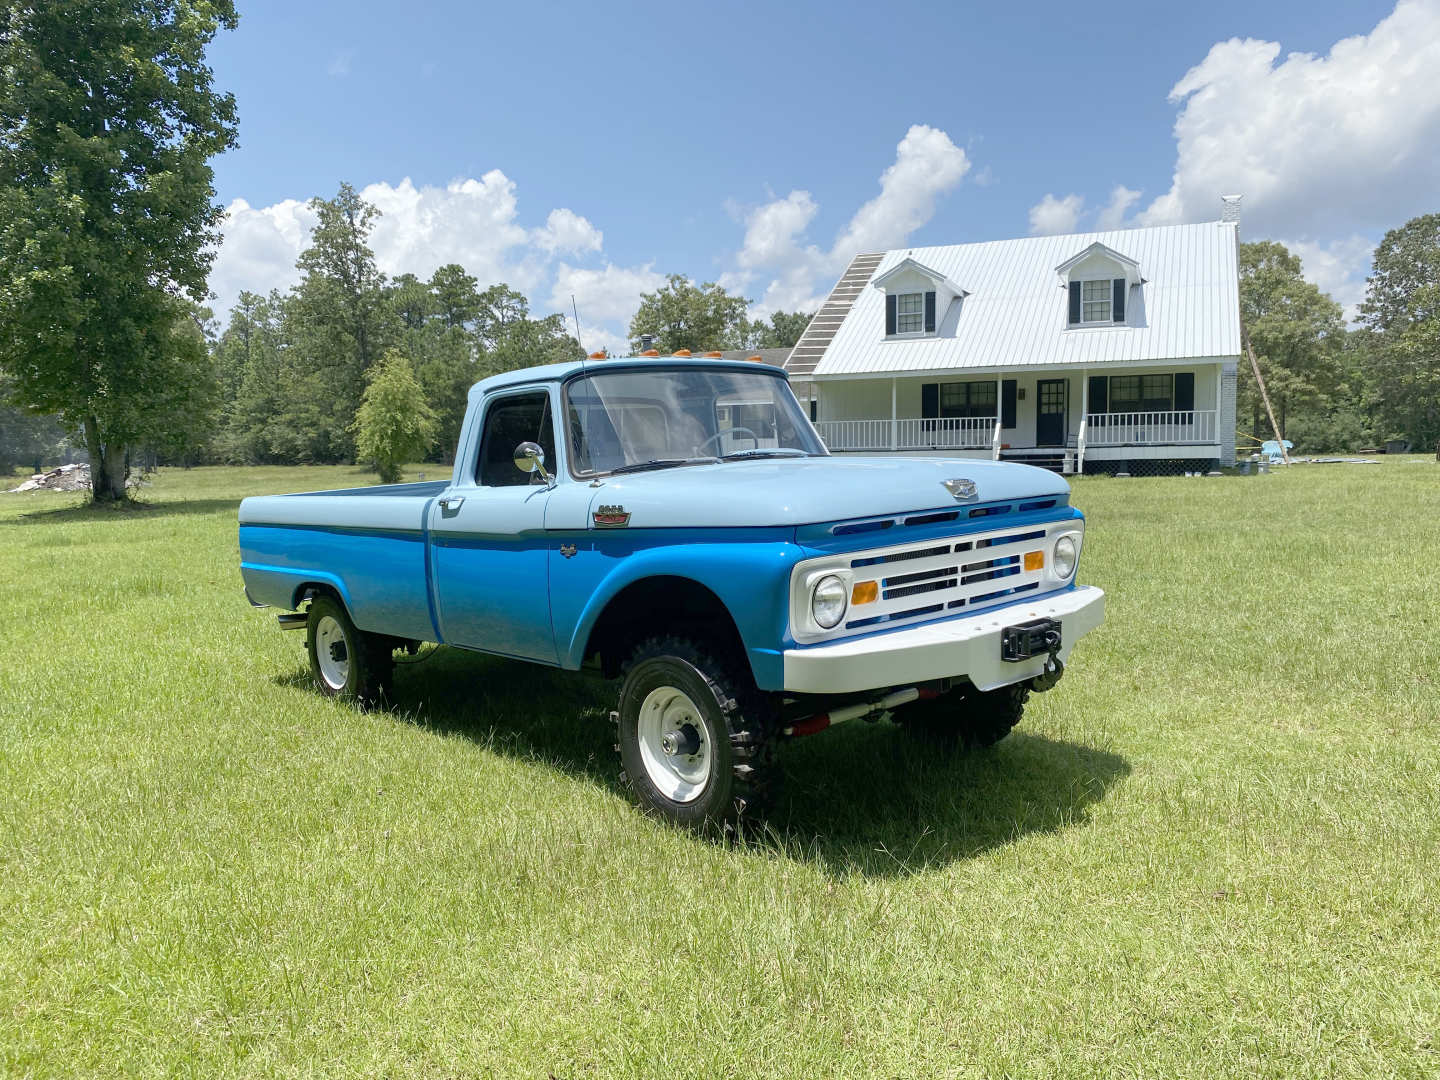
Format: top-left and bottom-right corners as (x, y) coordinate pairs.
(208, 0), (1439, 347)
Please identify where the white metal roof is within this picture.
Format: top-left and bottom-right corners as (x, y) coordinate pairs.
(812, 220), (1240, 378)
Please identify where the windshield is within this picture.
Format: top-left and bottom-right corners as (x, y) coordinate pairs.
(564, 366), (826, 477)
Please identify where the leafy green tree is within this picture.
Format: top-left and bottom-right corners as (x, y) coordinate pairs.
(283, 183), (398, 461)
(0, 0), (239, 500)
(727, 309), (812, 351)
(216, 291), (290, 463)
(0, 374), (68, 475)
(1238, 241), (1346, 443)
(1358, 213), (1440, 453)
(353, 352), (436, 484)
(629, 275), (750, 353)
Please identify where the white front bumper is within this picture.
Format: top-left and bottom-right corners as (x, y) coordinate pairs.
(781, 585), (1105, 695)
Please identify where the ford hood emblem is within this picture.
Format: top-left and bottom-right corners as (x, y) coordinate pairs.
(943, 478), (978, 501)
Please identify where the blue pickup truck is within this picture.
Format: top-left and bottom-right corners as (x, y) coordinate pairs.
(239, 356), (1104, 828)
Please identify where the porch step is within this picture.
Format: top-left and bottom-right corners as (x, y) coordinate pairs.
(785, 251), (886, 376)
(1000, 451), (1068, 474)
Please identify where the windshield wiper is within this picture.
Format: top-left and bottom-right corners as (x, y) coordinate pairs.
(607, 457), (718, 476)
(720, 448), (812, 460)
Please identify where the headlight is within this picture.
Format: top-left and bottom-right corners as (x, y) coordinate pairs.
(1053, 534), (1078, 578)
(811, 574), (848, 629)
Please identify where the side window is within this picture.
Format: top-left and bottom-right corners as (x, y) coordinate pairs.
(475, 390), (556, 487)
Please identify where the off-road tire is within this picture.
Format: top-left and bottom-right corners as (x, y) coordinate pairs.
(305, 595), (394, 708)
(615, 636), (778, 830)
(895, 682), (1028, 750)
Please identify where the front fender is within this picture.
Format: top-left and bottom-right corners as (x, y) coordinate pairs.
(552, 529), (801, 691)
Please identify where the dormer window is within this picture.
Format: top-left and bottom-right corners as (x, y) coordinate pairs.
(1056, 242), (1140, 329)
(874, 256), (964, 339)
(896, 292), (926, 333)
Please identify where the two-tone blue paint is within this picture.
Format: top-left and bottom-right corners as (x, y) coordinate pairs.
(237, 357), (1090, 694)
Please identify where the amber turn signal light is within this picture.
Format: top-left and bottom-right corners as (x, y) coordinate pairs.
(1024, 550), (1045, 572)
(851, 580), (879, 605)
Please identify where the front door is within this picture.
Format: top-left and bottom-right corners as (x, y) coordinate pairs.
(428, 387), (558, 663)
(1036, 379), (1068, 447)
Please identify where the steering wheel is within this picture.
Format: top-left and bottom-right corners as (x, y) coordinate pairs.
(697, 427), (759, 455)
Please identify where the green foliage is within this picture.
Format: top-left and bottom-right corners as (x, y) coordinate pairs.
(352, 352), (436, 484)
(282, 183), (400, 462)
(0, 0), (238, 500)
(0, 375), (68, 474)
(728, 309), (813, 351)
(629, 274), (750, 353)
(1358, 213), (1440, 452)
(1237, 241), (1346, 444)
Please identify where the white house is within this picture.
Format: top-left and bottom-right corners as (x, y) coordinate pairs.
(786, 218), (1241, 473)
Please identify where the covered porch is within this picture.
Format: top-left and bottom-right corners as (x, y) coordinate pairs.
(807, 364), (1228, 470)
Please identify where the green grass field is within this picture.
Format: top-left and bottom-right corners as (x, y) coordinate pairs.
(2, 460), (1438, 1077)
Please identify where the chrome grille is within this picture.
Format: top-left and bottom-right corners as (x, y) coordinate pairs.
(844, 526), (1053, 632)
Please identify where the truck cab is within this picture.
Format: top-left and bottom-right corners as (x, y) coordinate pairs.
(239, 356), (1104, 829)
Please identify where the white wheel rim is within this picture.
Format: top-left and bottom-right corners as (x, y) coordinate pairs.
(637, 684), (712, 804)
(314, 615), (350, 691)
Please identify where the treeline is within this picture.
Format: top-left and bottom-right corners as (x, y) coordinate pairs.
(210, 184), (579, 467)
(1239, 214), (1440, 454)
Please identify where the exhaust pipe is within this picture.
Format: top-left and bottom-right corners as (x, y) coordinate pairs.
(276, 612), (307, 631)
(784, 686), (941, 738)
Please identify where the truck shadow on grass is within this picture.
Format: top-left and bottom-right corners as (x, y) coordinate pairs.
(282, 648), (1131, 879)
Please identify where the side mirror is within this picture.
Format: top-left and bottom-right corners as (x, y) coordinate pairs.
(513, 441), (545, 473)
(513, 441), (555, 487)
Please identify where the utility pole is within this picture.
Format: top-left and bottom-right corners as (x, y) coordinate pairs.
(1242, 326), (1290, 465)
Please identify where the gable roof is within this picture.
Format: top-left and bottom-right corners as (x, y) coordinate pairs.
(871, 256), (966, 295)
(809, 220), (1240, 378)
(1053, 241), (1141, 280)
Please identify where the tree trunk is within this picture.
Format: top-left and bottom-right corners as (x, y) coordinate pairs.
(83, 416), (129, 502)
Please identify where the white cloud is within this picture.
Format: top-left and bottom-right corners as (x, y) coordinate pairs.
(326, 51), (352, 77)
(1096, 185), (1142, 230)
(208, 197), (315, 315)
(737, 190), (819, 269)
(1138, 0), (1440, 236)
(548, 261), (665, 327)
(832, 125), (971, 256)
(1028, 193), (1084, 235)
(210, 172), (600, 321)
(1285, 234), (1375, 319)
(532, 208), (603, 255)
(731, 124), (972, 317)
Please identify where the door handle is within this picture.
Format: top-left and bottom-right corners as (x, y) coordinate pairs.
(438, 495), (465, 512)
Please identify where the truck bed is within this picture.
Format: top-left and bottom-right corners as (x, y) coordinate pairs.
(238, 480), (449, 641)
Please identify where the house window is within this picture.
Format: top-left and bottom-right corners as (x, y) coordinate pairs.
(1108, 374), (1173, 413)
(939, 381), (996, 418)
(896, 292), (924, 334)
(1081, 279), (1111, 323)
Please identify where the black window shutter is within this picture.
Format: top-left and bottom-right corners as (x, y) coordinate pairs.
(1088, 375), (1108, 414)
(1113, 279), (1126, 322)
(921, 383), (939, 419)
(924, 291), (936, 332)
(885, 294), (897, 335)
(1175, 371), (1195, 411)
(1001, 380), (1017, 428)
(1068, 282), (1081, 324)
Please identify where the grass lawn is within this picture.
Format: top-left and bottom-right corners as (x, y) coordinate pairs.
(1, 460), (1437, 1078)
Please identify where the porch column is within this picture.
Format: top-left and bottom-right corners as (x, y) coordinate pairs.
(890, 379), (898, 450)
(1081, 371), (1089, 425)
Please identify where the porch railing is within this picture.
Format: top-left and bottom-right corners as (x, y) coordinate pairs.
(814, 416), (997, 452)
(1082, 410), (1217, 446)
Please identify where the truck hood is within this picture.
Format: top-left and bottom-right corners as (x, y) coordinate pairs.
(586, 456), (1070, 529)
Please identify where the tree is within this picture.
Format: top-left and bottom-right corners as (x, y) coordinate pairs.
(0, 374), (68, 475)
(282, 183), (398, 461)
(727, 309), (813, 351)
(216, 290), (290, 463)
(0, 0), (238, 501)
(352, 352), (435, 484)
(1358, 213), (1440, 453)
(629, 275), (750, 353)
(1238, 241), (1346, 443)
